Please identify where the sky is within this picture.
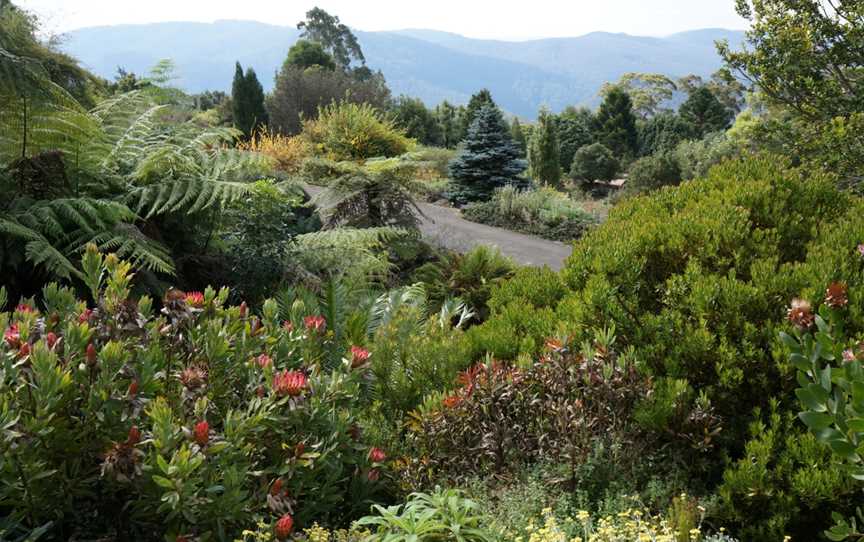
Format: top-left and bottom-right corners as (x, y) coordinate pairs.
(19, 0), (748, 40)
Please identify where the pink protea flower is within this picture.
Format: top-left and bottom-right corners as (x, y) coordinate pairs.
(257, 353), (273, 369)
(3, 324), (20, 348)
(275, 514), (294, 540)
(194, 420), (209, 446)
(185, 291), (205, 308)
(273, 370), (307, 397)
(350, 345), (370, 368)
(45, 332), (57, 348)
(304, 315), (326, 333)
(368, 447), (386, 463)
(15, 303), (34, 314)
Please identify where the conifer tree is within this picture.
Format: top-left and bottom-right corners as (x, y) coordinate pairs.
(231, 62), (268, 138)
(593, 86), (639, 159)
(458, 88), (495, 141)
(527, 108), (561, 187)
(510, 117), (527, 155)
(679, 86), (731, 138)
(448, 104), (526, 203)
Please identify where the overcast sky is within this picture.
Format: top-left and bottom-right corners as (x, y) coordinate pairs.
(19, 0), (748, 40)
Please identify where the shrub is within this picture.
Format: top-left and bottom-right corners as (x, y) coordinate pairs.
(0, 246), (394, 540)
(625, 151), (681, 194)
(301, 101), (413, 162)
(469, 155), (862, 481)
(569, 143), (619, 186)
(238, 128), (312, 174)
(674, 132), (739, 181)
(462, 186), (598, 242)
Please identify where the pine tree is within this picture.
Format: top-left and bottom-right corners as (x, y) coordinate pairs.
(593, 86), (639, 159)
(458, 89), (495, 142)
(510, 117), (527, 155)
(527, 108), (561, 187)
(231, 62), (268, 138)
(679, 86), (731, 138)
(447, 104), (526, 203)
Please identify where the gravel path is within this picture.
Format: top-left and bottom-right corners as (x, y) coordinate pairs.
(303, 184), (572, 270)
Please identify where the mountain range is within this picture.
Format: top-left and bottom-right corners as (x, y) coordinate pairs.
(61, 21), (745, 118)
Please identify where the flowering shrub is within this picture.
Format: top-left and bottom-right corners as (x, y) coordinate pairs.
(0, 245), (391, 540)
(301, 102), (414, 162)
(239, 128), (312, 174)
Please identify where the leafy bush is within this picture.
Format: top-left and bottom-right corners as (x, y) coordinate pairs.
(469, 155), (863, 482)
(462, 186), (598, 242)
(625, 151), (681, 194)
(0, 246), (394, 540)
(569, 143), (619, 186)
(238, 128), (312, 174)
(301, 101), (413, 162)
(674, 132), (739, 181)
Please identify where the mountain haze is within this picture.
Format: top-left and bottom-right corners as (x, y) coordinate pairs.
(61, 21), (744, 117)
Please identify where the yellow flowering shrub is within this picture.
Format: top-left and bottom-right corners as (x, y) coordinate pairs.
(239, 128), (312, 174)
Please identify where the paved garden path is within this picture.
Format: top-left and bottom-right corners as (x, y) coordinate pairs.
(303, 184), (572, 270)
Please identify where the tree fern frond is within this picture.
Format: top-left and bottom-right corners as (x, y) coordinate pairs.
(23, 236), (81, 280)
(86, 225), (175, 275)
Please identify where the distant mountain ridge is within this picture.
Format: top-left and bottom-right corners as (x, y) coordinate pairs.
(61, 21), (744, 117)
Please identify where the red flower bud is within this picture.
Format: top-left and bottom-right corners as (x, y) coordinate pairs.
(367, 468), (380, 482)
(128, 379), (139, 397)
(78, 309), (93, 323)
(368, 447), (386, 463)
(45, 332), (57, 348)
(239, 301), (248, 318)
(17, 342), (30, 359)
(275, 514), (294, 540)
(86, 342), (97, 365)
(127, 426), (141, 446)
(194, 420), (209, 446)
(185, 291), (205, 308)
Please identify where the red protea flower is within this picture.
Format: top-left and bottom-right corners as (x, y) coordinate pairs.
(257, 353), (273, 369)
(304, 315), (326, 333)
(185, 291), (205, 308)
(15, 303), (34, 313)
(78, 309), (93, 323)
(270, 478), (284, 496)
(127, 426), (141, 446)
(128, 379), (139, 397)
(239, 301), (248, 319)
(367, 468), (380, 482)
(283, 320), (294, 332)
(350, 345), (370, 368)
(273, 370), (307, 397)
(275, 514), (294, 540)
(368, 447), (386, 463)
(787, 298), (815, 330)
(3, 324), (20, 348)
(45, 332), (57, 348)
(86, 342), (98, 365)
(825, 282), (849, 308)
(194, 420), (209, 446)
(17, 343), (30, 359)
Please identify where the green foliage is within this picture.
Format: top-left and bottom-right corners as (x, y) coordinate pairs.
(355, 489), (494, 542)
(556, 107), (595, 173)
(285, 39), (337, 71)
(302, 101), (413, 162)
(447, 105), (527, 204)
(297, 7), (365, 70)
(434, 100), (462, 149)
(231, 62), (268, 139)
(569, 143), (619, 185)
(593, 86), (639, 160)
(510, 117), (527, 156)
(0, 249), (393, 540)
(625, 151), (681, 195)
(462, 186), (598, 242)
(527, 108), (562, 187)
(679, 87), (731, 139)
(604, 73), (678, 119)
(390, 96), (442, 146)
(674, 132), (739, 181)
(638, 112), (696, 156)
(459, 89), (496, 142)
